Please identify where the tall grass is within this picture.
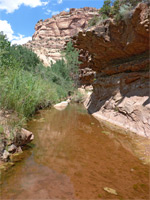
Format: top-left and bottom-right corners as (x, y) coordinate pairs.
(0, 68), (58, 118)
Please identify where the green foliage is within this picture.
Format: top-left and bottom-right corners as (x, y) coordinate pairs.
(99, 0), (112, 19)
(0, 68), (51, 118)
(62, 40), (81, 87)
(117, 4), (132, 21)
(98, 0), (145, 22)
(88, 16), (101, 27)
(111, 0), (120, 16)
(71, 91), (85, 103)
(10, 45), (40, 72)
(0, 125), (4, 134)
(50, 59), (70, 84)
(120, 0), (143, 7)
(0, 33), (80, 120)
(0, 32), (11, 69)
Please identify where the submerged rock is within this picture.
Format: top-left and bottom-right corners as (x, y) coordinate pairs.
(103, 187), (118, 195)
(54, 101), (69, 111)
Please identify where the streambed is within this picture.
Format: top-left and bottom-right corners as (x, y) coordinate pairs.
(0, 104), (149, 199)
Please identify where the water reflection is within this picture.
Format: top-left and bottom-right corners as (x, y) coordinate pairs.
(1, 104), (149, 199)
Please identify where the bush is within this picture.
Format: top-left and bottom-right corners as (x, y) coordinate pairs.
(10, 45), (40, 72)
(62, 40), (81, 87)
(99, 0), (112, 19)
(0, 32), (11, 68)
(0, 33), (80, 120)
(88, 16), (101, 27)
(0, 68), (53, 118)
(97, 0), (145, 22)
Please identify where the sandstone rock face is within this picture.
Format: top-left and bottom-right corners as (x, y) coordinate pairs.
(73, 3), (150, 137)
(25, 7), (98, 66)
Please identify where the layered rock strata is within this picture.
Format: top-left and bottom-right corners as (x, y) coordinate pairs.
(25, 7), (98, 66)
(73, 3), (150, 137)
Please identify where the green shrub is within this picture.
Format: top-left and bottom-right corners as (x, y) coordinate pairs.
(99, 0), (112, 19)
(88, 16), (101, 27)
(0, 32), (12, 68)
(0, 33), (80, 120)
(62, 40), (81, 87)
(0, 68), (53, 118)
(10, 45), (41, 72)
(97, 0), (145, 22)
(0, 125), (4, 134)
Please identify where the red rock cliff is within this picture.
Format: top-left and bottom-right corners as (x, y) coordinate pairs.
(25, 7), (98, 65)
(73, 3), (150, 137)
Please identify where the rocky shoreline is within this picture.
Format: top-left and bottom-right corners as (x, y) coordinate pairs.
(0, 109), (34, 166)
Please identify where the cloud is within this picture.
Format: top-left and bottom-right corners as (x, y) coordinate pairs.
(65, 8), (69, 11)
(0, 0), (49, 13)
(51, 11), (59, 16)
(0, 20), (14, 40)
(0, 20), (31, 45)
(45, 9), (51, 15)
(12, 34), (32, 45)
(57, 0), (62, 4)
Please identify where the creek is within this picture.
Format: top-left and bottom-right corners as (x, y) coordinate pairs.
(1, 104), (149, 199)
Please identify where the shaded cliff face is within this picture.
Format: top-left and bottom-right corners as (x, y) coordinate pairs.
(25, 7), (98, 66)
(73, 3), (150, 137)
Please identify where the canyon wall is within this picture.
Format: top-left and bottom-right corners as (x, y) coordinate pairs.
(25, 3), (149, 137)
(25, 7), (98, 66)
(73, 3), (150, 137)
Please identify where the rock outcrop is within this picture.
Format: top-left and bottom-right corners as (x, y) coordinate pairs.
(0, 110), (34, 162)
(25, 7), (98, 66)
(73, 3), (150, 137)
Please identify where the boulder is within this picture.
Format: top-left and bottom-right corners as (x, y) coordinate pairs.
(16, 128), (34, 146)
(8, 144), (17, 153)
(2, 150), (9, 161)
(54, 101), (69, 111)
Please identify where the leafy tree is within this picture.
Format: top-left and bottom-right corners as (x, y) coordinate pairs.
(111, 0), (120, 16)
(62, 40), (81, 86)
(0, 32), (11, 69)
(99, 0), (112, 19)
(10, 45), (40, 72)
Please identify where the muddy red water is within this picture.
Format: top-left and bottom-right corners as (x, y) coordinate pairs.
(0, 104), (149, 199)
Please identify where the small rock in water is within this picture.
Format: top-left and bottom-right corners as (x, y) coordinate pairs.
(54, 101), (69, 111)
(102, 131), (111, 135)
(130, 168), (134, 172)
(20, 128), (34, 144)
(103, 187), (118, 195)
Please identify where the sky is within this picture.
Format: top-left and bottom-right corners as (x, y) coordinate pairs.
(0, 0), (104, 45)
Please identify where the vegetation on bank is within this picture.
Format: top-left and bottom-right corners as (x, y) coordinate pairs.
(88, 0), (149, 27)
(0, 33), (80, 121)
